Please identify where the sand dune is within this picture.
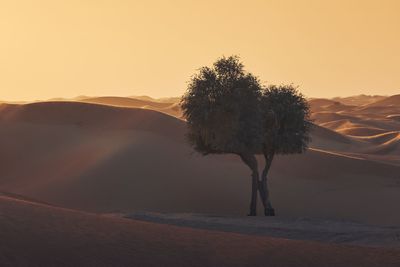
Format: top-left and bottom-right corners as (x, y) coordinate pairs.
(0, 101), (184, 139)
(355, 131), (400, 144)
(308, 124), (353, 151)
(306, 95), (400, 165)
(1, 97), (400, 266)
(129, 95), (157, 102)
(308, 98), (338, 107)
(309, 99), (348, 112)
(0, 101), (400, 226)
(320, 120), (366, 133)
(80, 96), (174, 109)
(365, 133), (400, 155)
(2, 194), (399, 267)
(159, 102), (183, 118)
(79, 96), (183, 117)
(362, 94), (400, 108)
(357, 105), (400, 116)
(309, 99), (356, 113)
(131, 95), (181, 103)
(311, 112), (359, 124)
(311, 114), (398, 135)
(387, 114), (400, 121)
(337, 126), (390, 137)
(332, 95), (387, 106)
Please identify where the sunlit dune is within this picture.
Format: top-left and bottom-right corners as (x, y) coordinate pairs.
(337, 126), (389, 137)
(131, 96), (181, 104)
(332, 95), (387, 106)
(357, 105), (400, 116)
(362, 94), (400, 108)
(365, 133), (400, 155)
(80, 96), (174, 109)
(77, 96), (183, 118)
(387, 114), (400, 121)
(351, 131), (400, 144)
(303, 94), (400, 166)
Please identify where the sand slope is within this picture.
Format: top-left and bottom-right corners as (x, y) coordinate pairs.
(309, 99), (356, 113)
(81, 96), (174, 109)
(362, 94), (400, 108)
(0, 102), (399, 226)
(332, 95), (387, 106)
(1, 194), (399, 267)
(80, 96), (183, 117)
(308, 95), (400, 164)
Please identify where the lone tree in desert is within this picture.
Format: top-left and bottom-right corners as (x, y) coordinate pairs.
(181, 56), (311, 216)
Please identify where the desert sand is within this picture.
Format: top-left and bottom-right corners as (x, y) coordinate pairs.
(1, 193), (399, 267)
(0, 94), (399, 266)
(0, 100), (399, 225)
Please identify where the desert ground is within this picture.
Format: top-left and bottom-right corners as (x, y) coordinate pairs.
(0, 94), (400, 266)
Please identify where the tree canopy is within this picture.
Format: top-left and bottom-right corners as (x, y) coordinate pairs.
(261, 84), (311, 155)
(181, 55), (311, 216)
(181, 55), (263, 155)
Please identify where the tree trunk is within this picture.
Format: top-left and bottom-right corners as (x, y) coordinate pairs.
(250, 169), (258, 216)
(239, 153), (259, 216)
(259, 151), (275, 216)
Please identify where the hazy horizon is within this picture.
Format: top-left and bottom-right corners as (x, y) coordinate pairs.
(1, 0), (399, 101)
(0, 92), (395, 103)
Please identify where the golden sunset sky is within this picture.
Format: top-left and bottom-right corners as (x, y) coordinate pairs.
(1, 0), (399, 101)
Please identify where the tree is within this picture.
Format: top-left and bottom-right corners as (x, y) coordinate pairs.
(181, 56), (311, 216)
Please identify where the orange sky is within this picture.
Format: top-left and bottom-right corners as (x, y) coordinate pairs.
(1, 0), (399, 101)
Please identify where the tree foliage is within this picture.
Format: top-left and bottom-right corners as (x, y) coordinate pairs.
(181, 56), (263, 155)
(261, 84), (311, 155)
(181, 55), (311, 216)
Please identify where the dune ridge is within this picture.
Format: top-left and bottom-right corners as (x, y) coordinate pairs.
(361, 94), (400, 108)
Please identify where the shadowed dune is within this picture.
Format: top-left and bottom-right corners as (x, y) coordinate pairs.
(0, 101), (184, 140)
(0, 101), (400, 226)
(309, 98), (339, 108)
(364, 133), (400, 155)
(308, 124), (353, 151)
(1, 194), (399, 267)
